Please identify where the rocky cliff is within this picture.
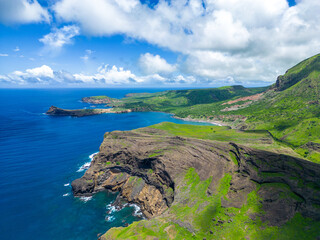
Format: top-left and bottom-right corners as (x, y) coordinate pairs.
(72, 126), (320, 239)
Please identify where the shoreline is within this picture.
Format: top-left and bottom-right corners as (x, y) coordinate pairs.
(172, 115), (225, 126)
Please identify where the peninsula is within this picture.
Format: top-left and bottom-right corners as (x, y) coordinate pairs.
(46, 106), (131, 117)
(63, 53), (320, 239)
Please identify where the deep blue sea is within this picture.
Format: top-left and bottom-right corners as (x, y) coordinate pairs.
(0, 88), (212, 240)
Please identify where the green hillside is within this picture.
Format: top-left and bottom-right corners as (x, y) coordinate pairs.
(272, 53), (320, 91)
(84, 53), (320, 163)
(110, 85), (267, 112)
(235, 54), (320, 162)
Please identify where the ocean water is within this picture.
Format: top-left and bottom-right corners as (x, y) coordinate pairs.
(0, 88), (212, 240)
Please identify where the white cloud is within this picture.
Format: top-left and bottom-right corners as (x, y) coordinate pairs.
(0, 53), (8, 57)
(39, 25), (80, 50)
(74, 64), (142, 84)
(80, 49), (94, 61)
(26, 65), (54, 78)
(52, 0), (320, 85)
(139, 53), (176, 74)
(0, 64), (199, 86)
(13, 46), (20, 52)
(1, 65), (54, 85)
(0, 0), (50, 24)
(174, 75), (196, 84)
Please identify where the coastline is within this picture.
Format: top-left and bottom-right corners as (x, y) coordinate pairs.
(172, 115), (225, 126)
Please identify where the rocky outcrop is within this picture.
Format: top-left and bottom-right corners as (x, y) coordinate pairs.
(304, 142), (320, 153)
(46, 106), (131, 117)
(72, 127), (320, 225)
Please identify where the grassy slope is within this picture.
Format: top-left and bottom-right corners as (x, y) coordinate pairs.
(87, 55), (320, 239)
(103, 168), (319, 240)
(87, 54), (320, 163)
(111, 85), (267, 113)
(123, 54), (320, 163)
(100, 122), (320, 240)
(234, 54), (320, 162)
(150, 122), (300, 157)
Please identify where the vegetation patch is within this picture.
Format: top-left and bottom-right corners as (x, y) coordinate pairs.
(102, 166), (320, 239)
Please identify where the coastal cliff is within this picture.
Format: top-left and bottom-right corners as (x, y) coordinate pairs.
(72, 124), (320, 239)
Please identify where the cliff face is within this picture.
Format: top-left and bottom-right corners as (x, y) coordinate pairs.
(72, 127), (320, 238)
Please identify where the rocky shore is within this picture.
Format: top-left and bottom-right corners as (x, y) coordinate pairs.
(72, 126), (320, 238)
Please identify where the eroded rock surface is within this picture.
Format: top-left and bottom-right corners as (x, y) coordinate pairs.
(72, 127), (320, 226)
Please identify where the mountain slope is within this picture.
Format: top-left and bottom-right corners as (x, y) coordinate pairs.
(272, 53), (320, 91)
(168, 53), (320, 162)
(233, 54), (320, 162)
(84, 85), (267, 113)
(71, 123), (320, 240)
(81, 53), (320, 163)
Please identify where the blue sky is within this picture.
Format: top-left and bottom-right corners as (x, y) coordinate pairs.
(1, 0), (319, 88)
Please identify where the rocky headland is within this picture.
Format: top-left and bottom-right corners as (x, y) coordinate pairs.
(72, 125), (320, 239)
(46, 106), (131, 117)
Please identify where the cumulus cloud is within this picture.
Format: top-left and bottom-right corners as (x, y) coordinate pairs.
(52, 0), (320, 84)
(39, 25), (80, 50)
(73, 65), (141, 84)
(0, 64), (199, 86)
(0, 0), (50, 24)
(139, 53), (176, 74)
(25, 65), (54, 78)
(13, 46), (20, 52)
(5, 65), (54, 84)
(0, 53), (9, 57)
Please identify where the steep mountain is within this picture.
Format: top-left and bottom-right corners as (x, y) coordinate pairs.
(272, 53), (320, 91)
(232, 54), (320, 162)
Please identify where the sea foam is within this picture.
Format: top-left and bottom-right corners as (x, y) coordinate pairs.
(105, 216), (115, 222)
(106, 203), (121, 214)
(77, 152), (99, 172)
(129, 203), (143, 217)
(79, 196), (92, 202)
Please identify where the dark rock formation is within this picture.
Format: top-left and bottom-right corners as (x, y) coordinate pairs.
(72, 127), (320, 225)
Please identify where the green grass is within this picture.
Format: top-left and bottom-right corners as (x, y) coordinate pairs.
(97, 85), (267, 114)
(229, 151), (239, 165)
(150, 122), (268, 143)
(149, 122), (299, 157)
(102, 168), (320, 239)
(84, 54), (320, 163)
(90, 95), (110, 100)
(148, 149), (163, 158)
